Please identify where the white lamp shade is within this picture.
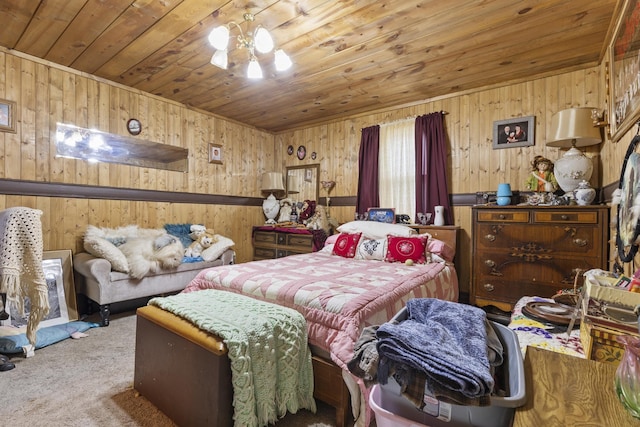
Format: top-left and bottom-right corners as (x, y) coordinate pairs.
(254, 27), (274, 53)
(547, 107), (602, 148)
(210, 49), (228, 69)
(208, 26), (230, 51)
(261, 172), (284, 192)
(247, 57), (263, 79)
(274, 49), (292, 71)
(287, 175), (301, 195)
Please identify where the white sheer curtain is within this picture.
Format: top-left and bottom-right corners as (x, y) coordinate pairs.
(379, 119), (415, 218)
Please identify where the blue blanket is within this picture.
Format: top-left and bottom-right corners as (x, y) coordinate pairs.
(376, 298), (494, 400)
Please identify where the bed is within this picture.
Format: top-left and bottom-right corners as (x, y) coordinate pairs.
(135, 221), (459, 427)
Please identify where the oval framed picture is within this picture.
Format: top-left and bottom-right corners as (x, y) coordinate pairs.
(311, 151), (317, 160)
(287, 145), (294, 155)
(127, 118), (141, 135)
(297, 145), (306, 160)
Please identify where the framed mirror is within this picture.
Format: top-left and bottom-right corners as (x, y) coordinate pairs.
(286, 164), (319, 202)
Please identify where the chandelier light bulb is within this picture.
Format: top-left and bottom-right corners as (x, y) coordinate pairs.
(208, 26), (229, 51)
(210, 49), (228, 69)
(247, 57), (263, 79)
(274, 49), (292, 71)
(254, 27), (274, 53)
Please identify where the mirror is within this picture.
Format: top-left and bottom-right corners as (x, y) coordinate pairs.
(286, 164), (319, 202)
(55, 123), (189, 172)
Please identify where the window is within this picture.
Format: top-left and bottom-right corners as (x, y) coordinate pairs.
(379, 120), (415, 218)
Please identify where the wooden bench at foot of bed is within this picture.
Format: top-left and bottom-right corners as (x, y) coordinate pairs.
(134, 305), (351, 427)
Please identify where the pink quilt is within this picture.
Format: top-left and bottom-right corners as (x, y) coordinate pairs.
(183, 251), (458, 369)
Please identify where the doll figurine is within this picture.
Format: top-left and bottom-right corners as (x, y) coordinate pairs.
(525, 155), (558, 193)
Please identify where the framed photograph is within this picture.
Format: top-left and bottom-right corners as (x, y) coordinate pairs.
(492, 116), (535, 149)
(209, 143), (223, 164)
(2, 250), (78, 328)
(609, 0), (640, 142)
(305, 168), (313, 182)
(366, 208), (396, 223)
(0, 98), (16, 133)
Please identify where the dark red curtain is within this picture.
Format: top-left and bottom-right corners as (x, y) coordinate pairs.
(356, 125), (380, 216)
(415, 112), (453, 225)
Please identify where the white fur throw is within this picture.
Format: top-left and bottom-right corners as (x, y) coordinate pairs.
(83, 225), (175, 276)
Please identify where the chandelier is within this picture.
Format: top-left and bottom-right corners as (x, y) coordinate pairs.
(207, 12), (292, 79)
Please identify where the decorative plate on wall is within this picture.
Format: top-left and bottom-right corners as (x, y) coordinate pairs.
(287, 145), (294, 155)
(311, 151), (317, 160)
(297, 145), (306, 160)
(127, 118), (141, 135)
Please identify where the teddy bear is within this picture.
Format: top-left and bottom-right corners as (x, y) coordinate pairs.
(185, 232), (217, 258)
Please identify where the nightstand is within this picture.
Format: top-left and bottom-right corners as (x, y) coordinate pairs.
(471, 205), (609, 312)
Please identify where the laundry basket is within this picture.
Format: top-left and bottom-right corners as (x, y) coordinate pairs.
(369, 309), (526, 427)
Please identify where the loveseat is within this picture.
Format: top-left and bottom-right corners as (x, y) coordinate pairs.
(74, 249), (235, 326)
(73, 224), (235, 326)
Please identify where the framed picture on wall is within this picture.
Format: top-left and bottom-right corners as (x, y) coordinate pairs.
(0, 98), (16, 133)
(492, 116), (535, 149)
(609, 0), (640, 141)
(209, 143), (223, 164)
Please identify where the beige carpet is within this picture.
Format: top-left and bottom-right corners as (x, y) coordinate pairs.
(0, 309), (348, 427)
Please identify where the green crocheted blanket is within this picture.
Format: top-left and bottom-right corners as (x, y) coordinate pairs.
(150, 290), (316, 427)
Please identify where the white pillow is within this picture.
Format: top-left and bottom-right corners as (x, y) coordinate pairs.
(337, 220), (415, 240)
(83, 226), (129, 273)
(354, 237), (387, 261)
(201, 235), (235, 262)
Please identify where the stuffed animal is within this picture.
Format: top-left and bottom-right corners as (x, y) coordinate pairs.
(185, 232), (216, 258)
(118, 234), (185, 279)
(188, 224), (207, 240)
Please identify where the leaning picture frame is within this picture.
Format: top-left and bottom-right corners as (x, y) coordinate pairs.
(492, 116), (535, 149)
(0, 98), (17, 133)
(3, 250), (77, 328)
(209, 143), (223, 164)
(366, 208), (396, 223)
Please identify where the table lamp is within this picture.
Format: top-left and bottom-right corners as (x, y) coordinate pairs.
(261, 172), (284, 224)
(546, 107), (602, 193)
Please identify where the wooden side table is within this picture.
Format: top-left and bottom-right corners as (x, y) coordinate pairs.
(513, 347), (640, 426)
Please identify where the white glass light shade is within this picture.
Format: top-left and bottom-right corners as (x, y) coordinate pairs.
(274, 49), (292, 71)
(247, 57), (263, 79)
(254, 27), (274, 53)
(210, 49), (228, 69)
(553, 147), (594, 193)
(208, 26), (230, 51)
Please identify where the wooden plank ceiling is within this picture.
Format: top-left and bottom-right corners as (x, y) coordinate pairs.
(0, 0), (619, 133)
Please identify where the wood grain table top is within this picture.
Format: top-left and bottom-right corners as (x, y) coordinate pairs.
(513, 347), (640, 427)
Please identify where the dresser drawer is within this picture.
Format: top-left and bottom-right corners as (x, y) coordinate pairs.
(254, 246), (277, 259)
(286, 233), (313, 249)
(533, 210), (599, 224)
(254, 231), (277, 245)
(476, 210), (530, 223)
(474, 277), (560, 303)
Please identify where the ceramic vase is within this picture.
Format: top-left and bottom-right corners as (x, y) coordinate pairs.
(433, 206), (445, 226)
(496, 183), (513, 206)
(614, 335), (640, 419)
(574, 180), (596, 206)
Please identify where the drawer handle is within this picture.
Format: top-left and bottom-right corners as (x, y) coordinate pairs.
(484, 259), (496, 268)
(573, 238), (587, 247)
(484, 234), (496, 242)
(483, 283), (495, 292)
(561, 214), (569, 220)
(498, 214), (506, 220)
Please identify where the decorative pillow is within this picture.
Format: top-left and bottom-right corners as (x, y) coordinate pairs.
(332, 232), (362, 258)
(325, 233), (340, 246)
(164, 223), (194, 248)
(426, 236), (456, 262)
(355, 238), (387, 261)
(200, 235), (235, 262)
(385, 234), (428, 264)
(337, 220), (415, 240)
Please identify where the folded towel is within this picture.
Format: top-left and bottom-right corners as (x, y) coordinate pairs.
(376, 298), (494, 400)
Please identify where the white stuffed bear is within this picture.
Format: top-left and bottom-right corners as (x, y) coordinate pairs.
(189, 224), (207, 241)
(185, 232), (216, 258)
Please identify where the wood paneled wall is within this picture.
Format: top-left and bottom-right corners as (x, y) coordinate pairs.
(276, 66), (607, 294)
(3, 48), (636, 294)
(0, 49), (275, 263)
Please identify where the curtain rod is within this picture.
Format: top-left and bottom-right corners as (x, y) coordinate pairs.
(362, 110), (448, 130)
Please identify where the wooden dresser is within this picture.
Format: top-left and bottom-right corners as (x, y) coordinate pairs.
(252, 226), (314, 260)
(471, 205), (609, 312)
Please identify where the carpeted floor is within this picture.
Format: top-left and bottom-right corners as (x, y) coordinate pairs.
(0, 308), (348, 427)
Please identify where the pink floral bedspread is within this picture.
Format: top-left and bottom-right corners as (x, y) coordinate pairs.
(183, 251), (458, 369)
